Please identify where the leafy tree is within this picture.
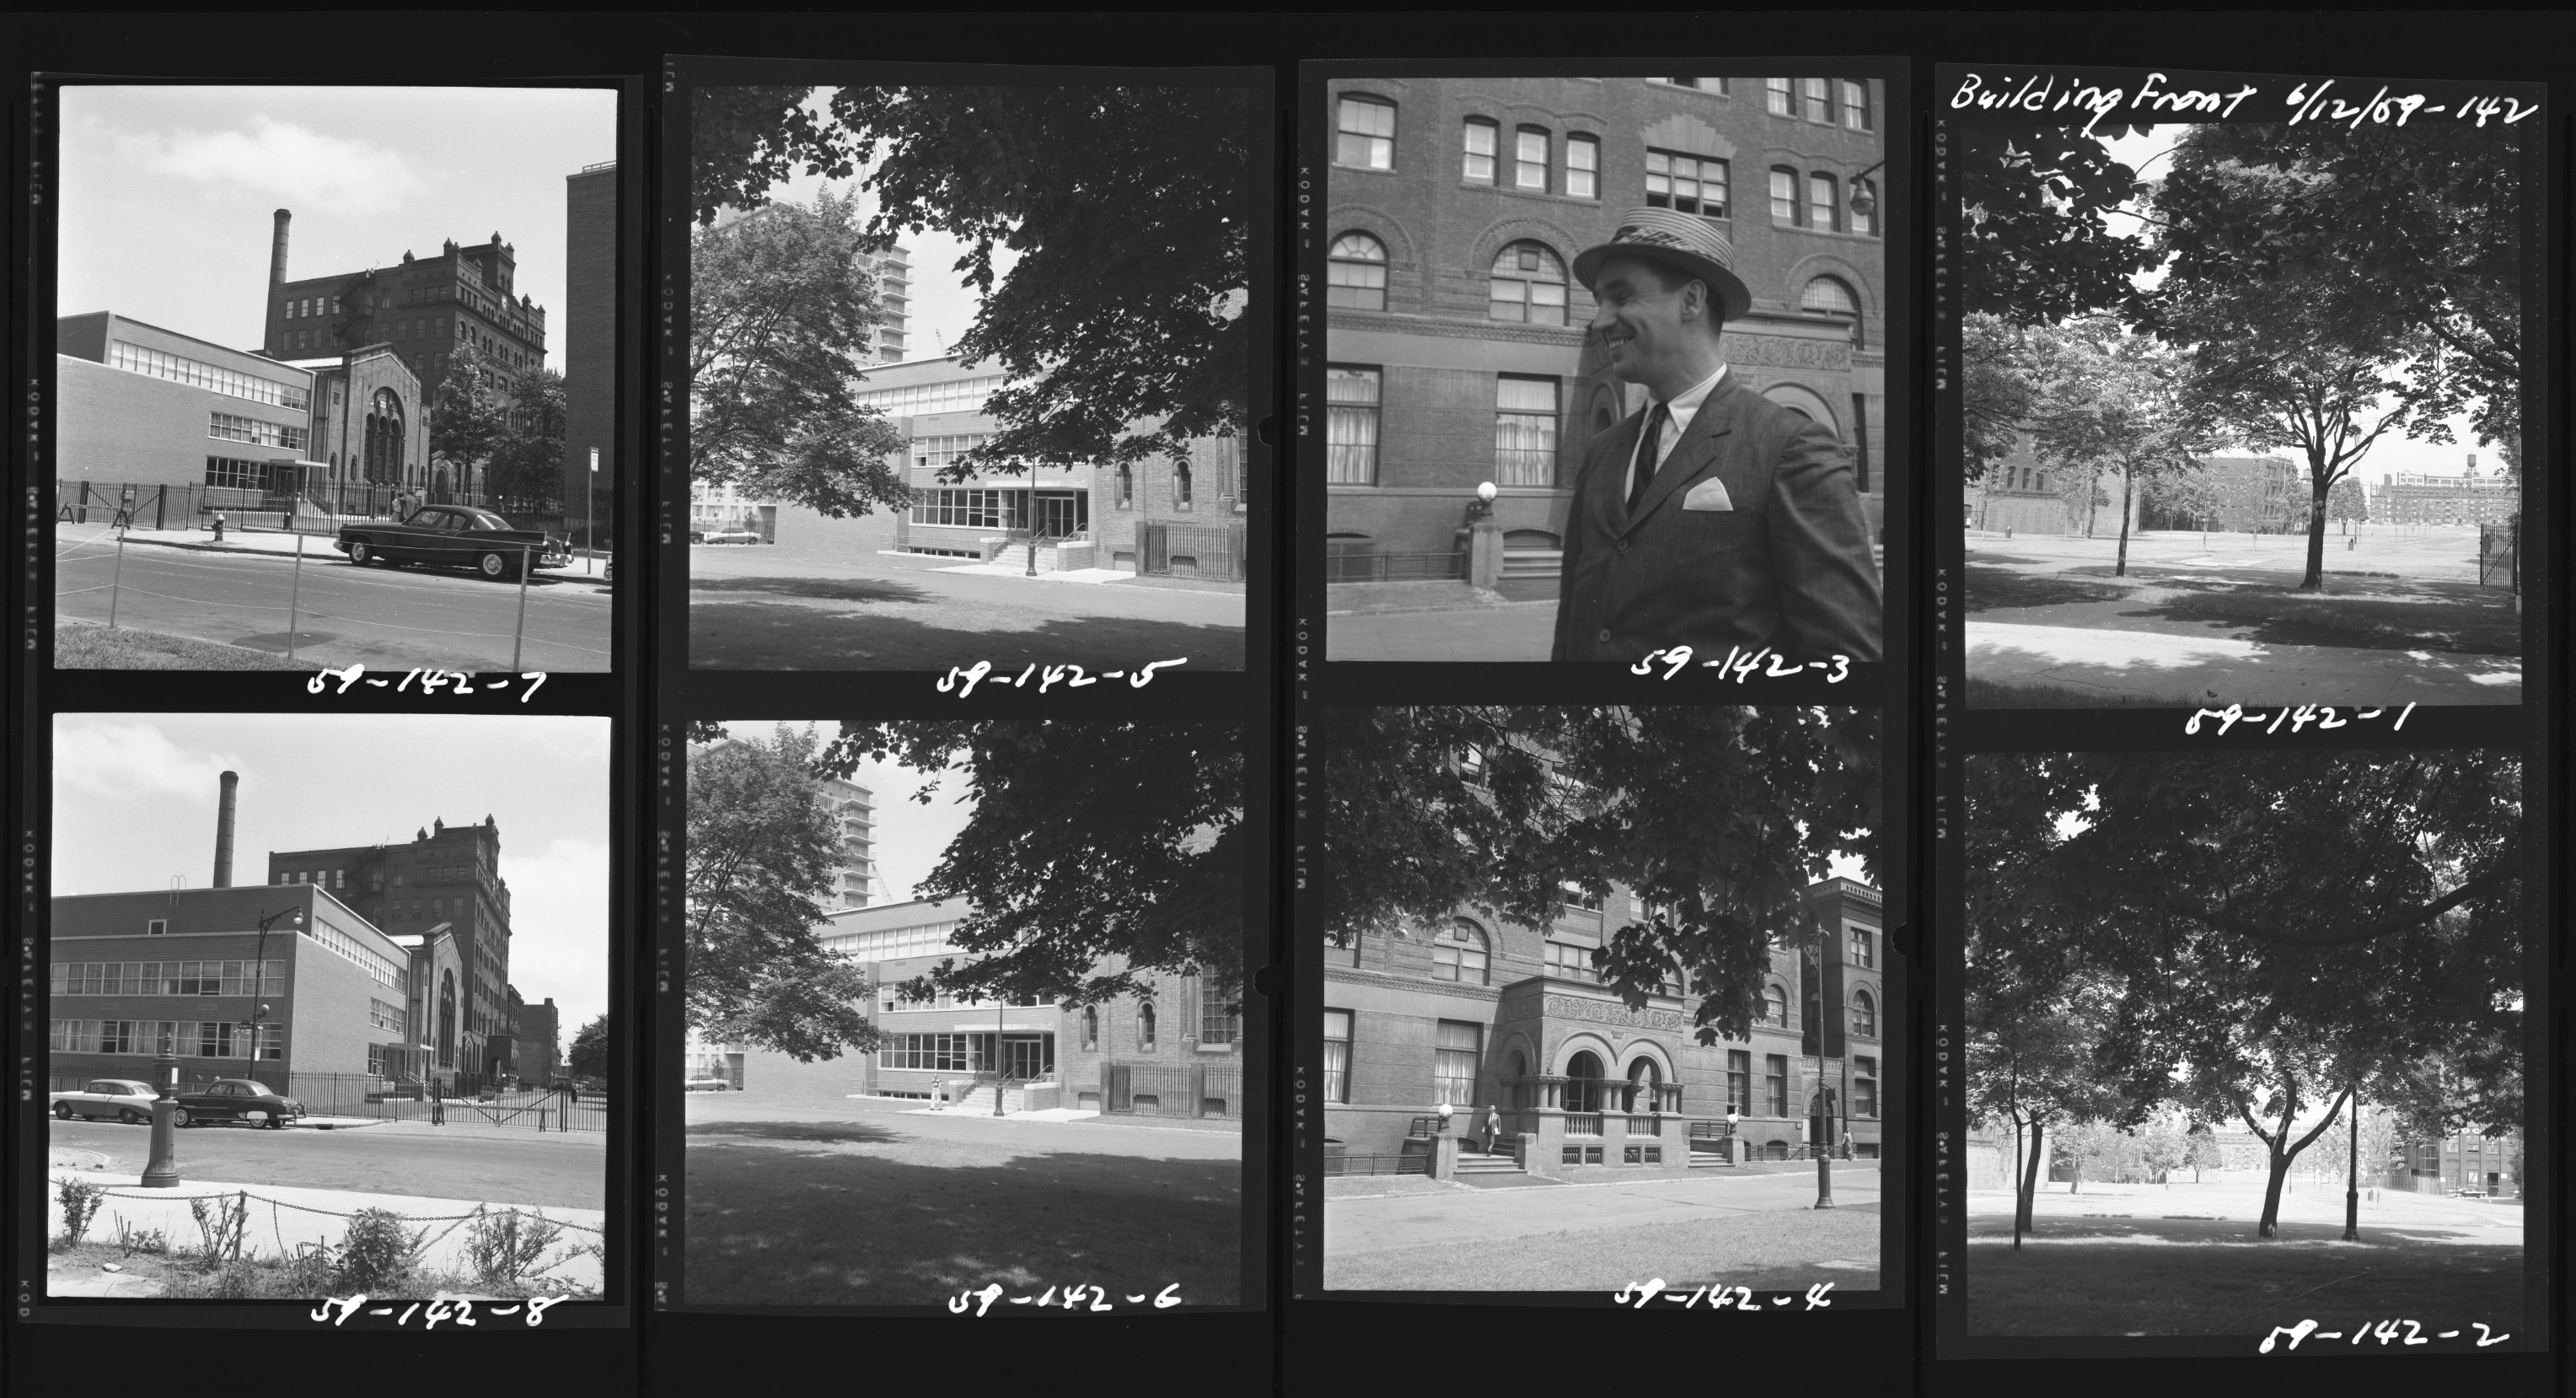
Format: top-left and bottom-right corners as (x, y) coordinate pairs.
(2024, 318), (2219, 574)
(1967, 750), (2520, 1238)
(2149, 126), (2471, 590)
(2184, 1124), (2224, 1183)
(484, 367), (566, 512)
(1322, 707), (1879, 1048)
(690, 188), (910, 518)
(1956, 125), (2160, 324)
(813, 721), (1245, 1010)
(430, 340), (512, 494)
(2150, 120), (2523, 461)
(2325, 476), (2369, 534)
(2134, 1113), (2190, 1186)
(566, 1014), (607, 1080)
(693, 83), (1252, 479)
(686, 725), (877, 1061)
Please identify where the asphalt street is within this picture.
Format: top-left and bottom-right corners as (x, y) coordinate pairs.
(56, 536), (612, 672)
(683, 1090), (1243, 1159)
(50, 1115), (605, 1209)
(1327, 1163), (1880, 1256)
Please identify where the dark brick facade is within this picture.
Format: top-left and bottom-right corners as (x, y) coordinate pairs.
(561, 164), (619, 531)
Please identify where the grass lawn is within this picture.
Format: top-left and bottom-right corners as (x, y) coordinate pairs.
(684, 1120), (1240, 1307)
(1965, 676), (2188, 708)
(1967, 1223), (2525, 1336)
(1327, 1205), (1880, 1293)
(55, 619), (296, 669)
(1965, 562), (2518, 655)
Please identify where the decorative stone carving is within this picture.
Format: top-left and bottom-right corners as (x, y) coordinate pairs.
(1543, 995), (1685, 1030)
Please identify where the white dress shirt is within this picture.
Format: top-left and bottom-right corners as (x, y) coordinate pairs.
(1623, 363), (1730, 505)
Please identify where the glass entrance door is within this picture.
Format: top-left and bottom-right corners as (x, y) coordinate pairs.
(1003, 1035), (1053, 1080)
(1033, 492), (1088, 538)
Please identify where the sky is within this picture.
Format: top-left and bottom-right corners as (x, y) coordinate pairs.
(716, 720), (973, 901)
(720, 88), (1020, 364)
(51, 713), (612, 1040)
(2096, 126), (2493, 485)
(57, 86), (615, 368)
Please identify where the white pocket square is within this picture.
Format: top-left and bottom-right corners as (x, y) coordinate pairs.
(1681, 478), (1734, 511)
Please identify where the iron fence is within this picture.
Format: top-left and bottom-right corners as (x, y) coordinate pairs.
(1323, 549), (1464, 583)
(1134, 521), (1246, 581)
(57, 479), (569, 541)
(2480, 519), (2520, 592)
(50, 1070), (599, 1131)
(1093, 1062), (1242, 1119)
(1324, 1152), (1430, 1177)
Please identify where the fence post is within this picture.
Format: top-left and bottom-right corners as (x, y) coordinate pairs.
(511, 542), (533, 670)
(154, 484), (168, 531)
(108, 531), (127, 628)
(286, 534), (305, 663)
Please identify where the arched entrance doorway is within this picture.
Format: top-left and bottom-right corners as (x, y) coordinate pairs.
(364, 388), (406, 486)
(1564, 1051), (1605, 1114)
(1624, 1057), (1661, 1113)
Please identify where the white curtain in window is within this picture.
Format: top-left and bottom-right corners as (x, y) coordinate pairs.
(1494, 377), (1559, 487)
(1327, 368), (1381, 484)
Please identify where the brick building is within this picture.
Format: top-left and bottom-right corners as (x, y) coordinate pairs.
(561, 162), (620, 537)
(516, 993), (563, 1086)
(47, 883), (413, 1094)
(2376, 463), (2518, 528)
(265, 815), (515, 1083)
(1323, 75), (1892, 587)
(687, 896), (1243, 1121)
(1324, 878), (1886, 1175)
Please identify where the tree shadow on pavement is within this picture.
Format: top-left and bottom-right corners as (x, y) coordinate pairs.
(689, 575), (935, 605)
(684, 1137), (1242, 1307)
(686, 1121), (905, 1146)
(689, 599), (1246, 670)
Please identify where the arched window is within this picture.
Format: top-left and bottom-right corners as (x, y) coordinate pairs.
(1564, 1051), (1605, 1114)
(1462, 117), (1500, 183)
(1801, 276), (1865, 347)
(1081, 1005), (1098, 1050)
(1326, 232), (1388, 311)
(1625, 1057), (1661, 1113)
(1115, 462), (1133, 506)
(1657, 961), (1687, 997)
(1851, 988), (1877, 1037)
(1433, 919), (1490, 986)
(1138, 1000), (1157, 1051)
(1173, 461), (1193, 509)
(1489, 241), (1568, 325)
(1505, 1050), (1528, 1109)
(437, 970), (457, 1069)
(1764, 982), (1790, 1027)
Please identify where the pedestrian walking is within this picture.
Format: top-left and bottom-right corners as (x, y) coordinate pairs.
(429, 1078), (445, 1126)
(1483, 1103), (1502, 1156)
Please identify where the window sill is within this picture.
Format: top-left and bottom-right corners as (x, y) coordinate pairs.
(1194, 1042), (1237, 1055)
(1456, 181), (1602, 209)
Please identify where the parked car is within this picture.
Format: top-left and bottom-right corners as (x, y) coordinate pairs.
(171, 1079), (305, 1130)
(690, 529), (761, 545)
(51, 1078), (158, 1124)
(338, 506), (572, 580)
(684, 1076), (731, 1092)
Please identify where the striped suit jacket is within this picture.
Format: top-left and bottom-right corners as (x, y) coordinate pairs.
(1550, 377), (1882, 664)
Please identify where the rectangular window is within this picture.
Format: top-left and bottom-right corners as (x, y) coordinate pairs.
(1337, 96), (1396, 170)
(1565, 134), (1598, 200)
(1198, 989), (1236, 1046)
(1849, 927), (1875, 969)
(1841, 79), (1872, 131)
(204, 456), (271, 492)
(1645, 149), (1729, 219)
(1325, 365), (1381, 486)
(1765, 1054), (1790, 1116)
(1766, 78), (1794, 116)
(1854, 1056), (1878, 1116)
(1494, 375), (1559, 487)
(1811, 172), (1841, 232)
(1434, 1020), (1481, 1106)
(1727, 1051), (1752, 1115)
(1544, 942), (1597, 983)
(1514, 126), (1548, 191)
(1802, 78), (1833, 124)
(1770, 168), (1801, 223)
(1323, 1009), (1352, 1104)
(1462, 118), (1498, 183)
(110, 341), (309, 410)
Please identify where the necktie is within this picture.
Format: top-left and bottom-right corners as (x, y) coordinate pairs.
(1627, 402), (1671, 518)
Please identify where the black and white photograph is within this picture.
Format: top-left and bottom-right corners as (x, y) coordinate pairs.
(1956, 747), (2535, 1345)
(681, 74), (1261, 671)
(1315, 73), (1895, 666)
(1312, 706), (1894, 1295)
(1950, 70), (2537, 707)
(674, 719), (1253, 1309)
(49, 85), (619, 672)
(38, 713), (611, 1301)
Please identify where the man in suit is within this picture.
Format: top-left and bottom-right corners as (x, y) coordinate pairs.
(1552, 207), (1882, 664)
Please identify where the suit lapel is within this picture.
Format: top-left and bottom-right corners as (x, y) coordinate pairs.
(1618, 379), (1737, 535)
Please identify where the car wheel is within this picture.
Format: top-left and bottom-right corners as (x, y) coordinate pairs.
(53, 1101), (72, 1120)
(478, 549), (518, 581)
(264, 1114), (286, 1130)
(349, 540), (373, 565)
(119, 1108), (146, 1125)
(170, 1108), (192, 1128)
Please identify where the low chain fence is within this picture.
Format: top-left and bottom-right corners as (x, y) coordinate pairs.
(46, 1073), (603, 1132)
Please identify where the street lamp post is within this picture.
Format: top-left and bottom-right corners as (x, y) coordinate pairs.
(2343, 1083), (2362, 1242)
(141, 1030), (182, 1188)
(1810, 939), (1833, 1209)
(994, 997), (1008, 1118)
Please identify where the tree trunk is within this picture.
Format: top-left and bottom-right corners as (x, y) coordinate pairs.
(2115, 465), (2135, 577)
(2300, 473), (2332, 590)
(2258, 1146), (2293, 1237)
(2010, 1115), (2026, 1251)
(2016, 1118), (2045, 1238)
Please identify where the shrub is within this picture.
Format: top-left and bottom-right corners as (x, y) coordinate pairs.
(114, 1220), (170, 1256)
(333, 1208), (428, 1294)
(55, 1178), (106, 1250)
(463, 1207), (567, 1293)
(188, 1192), (250, 1270)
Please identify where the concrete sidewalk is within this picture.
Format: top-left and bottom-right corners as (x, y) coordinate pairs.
(1327, 599), (1560, 660)
(1328, 1164), (1879, 1256)
(45, 1165), (604, 1297)
(1970, 620), (2521, 706)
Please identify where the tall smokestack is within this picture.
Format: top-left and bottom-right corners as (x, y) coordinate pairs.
(270, 210), (292, 288)
(213, 772), (239, 889)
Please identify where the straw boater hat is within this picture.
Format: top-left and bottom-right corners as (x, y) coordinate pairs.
(1573, 206), (1754, 321)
